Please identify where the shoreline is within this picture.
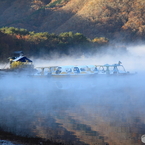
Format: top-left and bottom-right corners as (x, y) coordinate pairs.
(0, 129), (62, 145)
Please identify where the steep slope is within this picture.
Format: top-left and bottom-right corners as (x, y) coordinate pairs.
(0, 0), (51, 30)
(0, 0), (145, 41)
(40, 0), (88, 33)
(53, 0), (145, 39)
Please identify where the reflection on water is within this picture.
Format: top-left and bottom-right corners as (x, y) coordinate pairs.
(0, 75), (145, 145)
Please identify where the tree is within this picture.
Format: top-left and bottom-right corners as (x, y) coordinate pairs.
(92, 37), (109, 44)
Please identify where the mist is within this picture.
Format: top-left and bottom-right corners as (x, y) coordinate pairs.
(0, 45), (145, 144)
(33, 44), (145, 72)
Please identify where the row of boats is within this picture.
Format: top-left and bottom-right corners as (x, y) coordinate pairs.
(34, 61), (131, 77)
(0, 51), (135, 78)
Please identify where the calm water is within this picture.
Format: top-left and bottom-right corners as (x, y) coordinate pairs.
(0, 75), (145, 145)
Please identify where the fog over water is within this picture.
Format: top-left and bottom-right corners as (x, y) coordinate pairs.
(0, 45), (145, 145)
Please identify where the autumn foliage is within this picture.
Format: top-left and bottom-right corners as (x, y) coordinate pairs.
(0, 27), (110, 62)
(0, 0), (145, 41)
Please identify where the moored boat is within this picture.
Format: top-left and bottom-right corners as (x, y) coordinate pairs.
(33, 61), (135, 78)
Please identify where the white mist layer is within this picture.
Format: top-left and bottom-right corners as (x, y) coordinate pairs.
(0, 45), (145, 143)
(33, 45), (145, 73)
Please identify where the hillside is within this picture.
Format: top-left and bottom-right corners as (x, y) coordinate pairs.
(0, 0), (145, 41)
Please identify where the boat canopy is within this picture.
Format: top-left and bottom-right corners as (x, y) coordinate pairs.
(12, 56), (32, 63)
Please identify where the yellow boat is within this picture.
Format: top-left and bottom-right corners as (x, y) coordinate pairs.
(0, 51), (34, 76)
